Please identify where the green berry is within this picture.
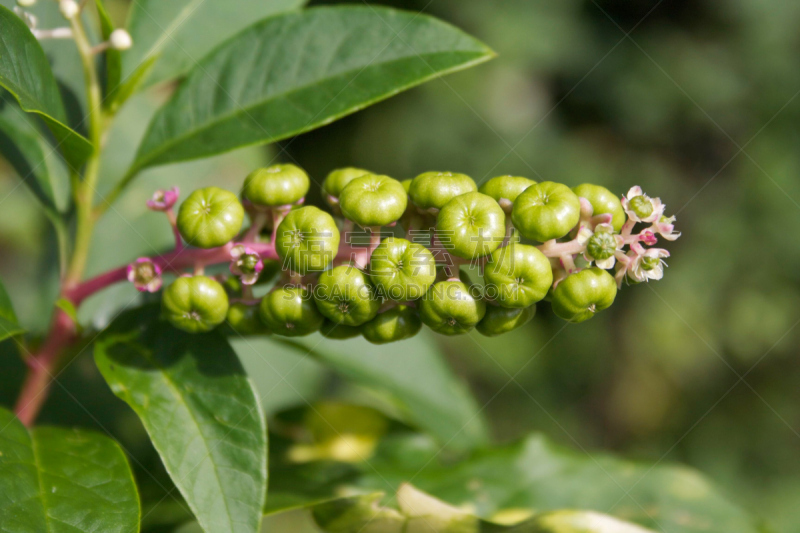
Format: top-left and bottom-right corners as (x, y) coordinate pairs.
(483, 243), (553, 308)
(275, 206), (340, 275)
(476, 304), (536, 337)
(369, 237), (436, 301)
(361, 305), (422, 344)
(322, 167), (370, 199)
(551, 268), (617, 323)
(408, 171), (477, 211)
(314, 266), (380, 326)
(177, 187), (244, 248)
(436, 192), (506, 259)
(572, 183), (625, 231)
(419, 281), (486, 335)
(162, 276), (229, 333)
(479, 175), (535, 206)
(512, 181), (581, 242)
(259, 285), (324, 336)
(226, 303), (270, 335)
(320, 320), (362, 340)
(339, 174), (408, 227)
(241, 164), (309, 207)
(586, 231), (617, 261)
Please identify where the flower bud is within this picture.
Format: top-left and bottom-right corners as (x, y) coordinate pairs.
(17, 0), (36, 7)
(146, 186), (179, 211)
(126, 258), (162, 293)
(59, 0), (79, 19)
(109, 29), (133, 51)
(229, 244), (263, 285)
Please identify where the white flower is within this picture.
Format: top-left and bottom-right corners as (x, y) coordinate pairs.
(621, 186), (664, 224)
(230, 244), (263, 285)
(629, 248), (670, 282)
(582, 223), (622, 270)
(649, 215), (681, 241)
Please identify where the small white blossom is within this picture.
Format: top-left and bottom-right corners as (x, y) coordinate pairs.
(621, 186), (664, 224)
(629, 247), (670, 282)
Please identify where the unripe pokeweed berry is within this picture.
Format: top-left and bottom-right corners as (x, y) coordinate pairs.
(275, 206), (340, 275)
(362, 305), (422, 344)
(339, 174), (408, 227)
(226, 303), (270, 335)
(177, 187), (244, 248)
(512, 181), (581, 242)
(322, 167), (370, 200)
(241, 164), (309, 207)
(162, 276), (229, 333)
(408, 171), (477, 211)
(314, 266), (380, 326)
(419, 280), (486, 335)
(320, 319), (362, 340)
(259, 285), (324, 336)
(572, 183), (626, 232)
(437, 192), (506, 260)
(369, 237), (436, 301)
(479, 175), (536, 211)
(551, 268), (617, 323)
(476, 304), (536, 337)
(483, 243), (553, 308)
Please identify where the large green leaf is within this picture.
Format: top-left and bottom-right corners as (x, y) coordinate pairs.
(0, 5), (93, 170)
(274, 332), (490, 452)
(131, 6), (494, 170)
(0, 276), (23, 342)
(350, 433), (763, 533)
(94, 305), (268, 533)
(0, 96), (60, 212)
(122, 0), (306, 89)
(0, 407), (140, 532)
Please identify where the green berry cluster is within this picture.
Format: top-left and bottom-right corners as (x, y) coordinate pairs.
(147, 164), (680, 343)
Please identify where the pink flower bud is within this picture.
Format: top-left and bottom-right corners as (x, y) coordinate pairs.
(229, 244), (264, 285)
(147, 187), (179, 211)
(127, 258), (163, 292)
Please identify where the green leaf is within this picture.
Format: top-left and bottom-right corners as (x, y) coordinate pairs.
(0, 97), (59, 213)
(0, 5), (93, 171)
(0, 276), (23, 342)
(350, 433), (762, 533)
(273, 332), (490, 452)
(0, 407), (140, 532)
(122, 0), (306, 89)
(106, 54), (158, 114)
(95, 0), (122, 105)
(94, 305), (268, 533)
(132, 5), (494, 170)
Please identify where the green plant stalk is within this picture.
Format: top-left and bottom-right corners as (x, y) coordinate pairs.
(15, 11), (109, 426)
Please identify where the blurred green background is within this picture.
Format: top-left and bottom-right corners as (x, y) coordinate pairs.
(2, 0), (800, 530)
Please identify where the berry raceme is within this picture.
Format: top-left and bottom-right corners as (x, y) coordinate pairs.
(111, 164), (680, 341)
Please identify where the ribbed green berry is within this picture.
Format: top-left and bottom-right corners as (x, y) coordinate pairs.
(320, 320), (362, 340)
(419, 280), (486, 335)
(476, 304), (535, 336)
(479, 175), (536, 205)
(369, 237), (436, 301)
(322, 167), (370, 199)
(177, 187), (244, 248)
(259, 285), (324, 336)
(436, 192), (506, 259)
(361, 305), (422, 344)
(408, 171), (477, 211)
(339, 174), (407, 227)
(512, 182), (581, 242)
(162, 276), (229, 333)
(572, 183), (625, 232)
(242, 164), (309, 207)
(226, 303), (270, 335)
(551, 268), (617, 323)
(275, 206), (340, 275)
(483, 243), (553, 308)
(314, 266), (380, 326)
